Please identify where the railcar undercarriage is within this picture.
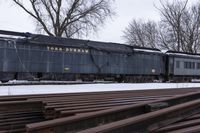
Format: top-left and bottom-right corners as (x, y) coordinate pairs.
(0, 72), (164, 83)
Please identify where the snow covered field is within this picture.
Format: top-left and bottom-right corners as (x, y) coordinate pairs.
(0, 83), (200, 96)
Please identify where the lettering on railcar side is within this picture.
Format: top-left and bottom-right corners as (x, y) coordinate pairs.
(47, 46), (89, 54)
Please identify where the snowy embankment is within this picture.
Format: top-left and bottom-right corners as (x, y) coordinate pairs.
(0, 83), (200, 96)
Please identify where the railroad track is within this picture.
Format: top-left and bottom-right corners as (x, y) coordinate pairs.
(0, 88), (200, 133)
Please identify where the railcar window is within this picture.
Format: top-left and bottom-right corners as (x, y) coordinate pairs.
(184, 62), (195, 69)
(191, 62), (195, 69)
(184, 62), (189, 69)
(184, 62), (187, 68)
(189, 62), (191, 68)
(176, 61), (180, 68)
(197, 63), (200, 69)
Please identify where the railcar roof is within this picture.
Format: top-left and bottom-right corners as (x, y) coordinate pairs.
(25, 34), (162, 54)
(0, 30), (162, 54)
(28, 35), (133, 53)
(166, 51), (200, 58)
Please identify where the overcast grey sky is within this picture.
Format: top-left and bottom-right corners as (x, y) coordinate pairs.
(0, 0), (198, 43)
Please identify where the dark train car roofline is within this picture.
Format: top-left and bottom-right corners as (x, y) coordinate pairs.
(28, 34), (161, 51)
(0, 29), (162, 54)
(28, 34), (162, 53)
(0, 29), (33, 37)
(166, 50), (200, 58)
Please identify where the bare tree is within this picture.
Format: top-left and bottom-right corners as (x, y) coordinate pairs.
(181, 3), (200, 53)
(157, 0), (200, 53)
(158, 0), (188, 51)
(12, 0), (115, 38)
(123, 19), (159, 48)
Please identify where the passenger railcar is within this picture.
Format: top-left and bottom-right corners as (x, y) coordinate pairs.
(166, 51), (200, 82)
(0, 30), (165, 82)
(2, 30), (200, 83)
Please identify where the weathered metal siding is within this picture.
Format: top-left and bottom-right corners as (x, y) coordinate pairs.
(0, 41), (63, 73)
(125, 52), (164, 75)
(0, 38), (165, 77)
(173, 57), (200, 76)
(64, 53), (92, 73)
(45, 51), (63, 73)
(0, 41), (19, 72)
(0, 40), (7, 71)
(62, 49), (165, 75)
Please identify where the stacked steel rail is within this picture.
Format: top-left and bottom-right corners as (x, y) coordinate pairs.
(0, 88), (200, 133)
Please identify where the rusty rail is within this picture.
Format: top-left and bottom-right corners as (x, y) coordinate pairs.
(0, 88), (199, 133)
(26, 91), (200, 133)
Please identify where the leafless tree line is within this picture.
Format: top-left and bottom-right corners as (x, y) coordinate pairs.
(123, 0), (200, 53)
(10, 0), (200, 53)
(12, 0), (115, 38)
(123, 20), (159, 49)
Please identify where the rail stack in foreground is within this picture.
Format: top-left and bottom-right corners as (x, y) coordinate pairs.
(0, 88), (200, 133)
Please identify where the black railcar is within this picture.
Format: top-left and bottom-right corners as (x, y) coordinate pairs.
(0, 30), (165, 82)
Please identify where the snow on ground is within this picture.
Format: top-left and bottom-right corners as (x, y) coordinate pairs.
(1, 83), (200, 96)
